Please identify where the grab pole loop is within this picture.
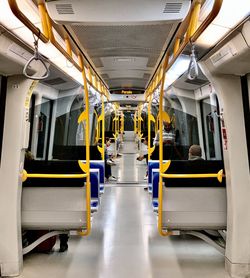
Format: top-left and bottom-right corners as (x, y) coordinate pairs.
(187, 44), (198, 80)
(23, 33), (50, 80)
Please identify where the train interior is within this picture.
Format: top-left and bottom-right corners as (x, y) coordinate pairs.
(0, 0), (250, 277)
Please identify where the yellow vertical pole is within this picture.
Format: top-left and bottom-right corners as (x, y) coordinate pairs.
(115, 105), (117, 138)
(78, 55), (91, 236)
(148, 95), (152, 160)
(37, 3), (49, 38)
(88, 68), (93, 84)
(138, 104), (142, 137)
(158, 53), (172, 236)
(101, 95), (105, 160)
(65, 38), (72, 57)
(186, 0), (202, 40)
(173, 38), (180, 57)
(117, 110), (119, 138)
(120, 112), (124, 134)
(134, 112), (137, 135)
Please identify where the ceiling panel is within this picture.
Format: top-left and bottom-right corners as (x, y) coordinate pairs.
(67, 22), (178, 91)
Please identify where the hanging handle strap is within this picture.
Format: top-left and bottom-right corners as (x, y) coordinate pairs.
(23, 34), (50, 80)
(187, 44), (199, 80)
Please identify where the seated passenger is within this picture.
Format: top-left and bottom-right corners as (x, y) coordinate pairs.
(136, 137), (148, 181)
(188, 144), (204, 160)
(105, 137), (117, 181)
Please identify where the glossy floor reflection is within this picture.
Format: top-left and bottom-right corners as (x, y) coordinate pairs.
(20, 186), (228, 278)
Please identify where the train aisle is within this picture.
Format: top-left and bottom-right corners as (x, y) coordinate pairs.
(111, 134), (147, 184)
(20, 139), (228, 278)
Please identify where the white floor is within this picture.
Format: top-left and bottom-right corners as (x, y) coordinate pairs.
(19, 139), (229, 278)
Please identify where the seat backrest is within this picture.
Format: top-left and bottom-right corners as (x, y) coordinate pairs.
(148, 160), (168, 184)
(23, 160), (86, 187)
(148, 161), (159, 184)
(90, 169), (100, 199)
(151, 145), (190, 160)
(162, 160), (226, 187)
(90, 160), (105, 184)
(152, 169), (160, 198)
(52, 145), (102, 160)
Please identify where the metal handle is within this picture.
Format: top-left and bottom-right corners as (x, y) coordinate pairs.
(187, 44), (199, 80)
(23, 53), (50, 80)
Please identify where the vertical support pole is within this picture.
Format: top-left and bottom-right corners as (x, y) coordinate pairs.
(78, 55), (91, 236)
(65, 38), (72, 57)
(134, 112), (137, 135)
(173, 38), (180, 57)
(101, 95), (105, 160)
(148, 95), (152, 160)
(186, 0), (202, 41)
(158, 53), (172, 236)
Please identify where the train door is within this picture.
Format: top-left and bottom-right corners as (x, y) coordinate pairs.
(201, 95), (222, 160)
(124, 111), (134, 131)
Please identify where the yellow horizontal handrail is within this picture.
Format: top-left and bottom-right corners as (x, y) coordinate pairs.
(22, 170), (88, 182)
(161, 169), (224, 183)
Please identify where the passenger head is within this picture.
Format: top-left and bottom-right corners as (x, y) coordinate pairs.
(189, 145), (202, 159)
(25, 150), (34, 161)
(105, 137), (111, 147)
(143, 136), (148, 145)
(163, 121), (172, 131)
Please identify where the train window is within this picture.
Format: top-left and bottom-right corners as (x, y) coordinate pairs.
(28, 95), (35, 151)
(53, 95), (85, 159)
(124, 112), (134, 131)
(36, 98), (53, 160)
(201, 96), (222, 160)
(0, 76), (7, 165)
(164, 96), (199, 146)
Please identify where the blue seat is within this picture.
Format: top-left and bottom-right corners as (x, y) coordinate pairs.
(82, 160), (105, 194)
(90, 169), (100, 212)
(90, 160), (105, 194)
(152, 169), (159, 211)
(148, 160), (159, 185)
(148, 160), (168, 193)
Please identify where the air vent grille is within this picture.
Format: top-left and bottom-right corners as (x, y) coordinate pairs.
(101, 74), (109, 80)
(185, 78), (208, 86)
(143, 73), (151, 80)
(163, 2), (182, 13)
(44, 77), (67, 85)
(56, 4), (74, 15)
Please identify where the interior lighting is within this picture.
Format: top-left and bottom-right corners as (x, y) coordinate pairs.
(0, 0), (83, 85)
(164, 54), (190, 89)
(197, 0), (250, 47)
(114, 57), (135, 63)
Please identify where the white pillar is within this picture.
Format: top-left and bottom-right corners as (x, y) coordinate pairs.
(0, 76), (34, 276)
(201, 64), (250, 277)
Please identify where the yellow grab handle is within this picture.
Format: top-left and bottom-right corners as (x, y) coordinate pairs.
(21, 170), (88, 182)
(162, 111), (171, 123)
(78, 111), (88, 123)
(160, 169), (224, 183)
(97, 145), (103, 155)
